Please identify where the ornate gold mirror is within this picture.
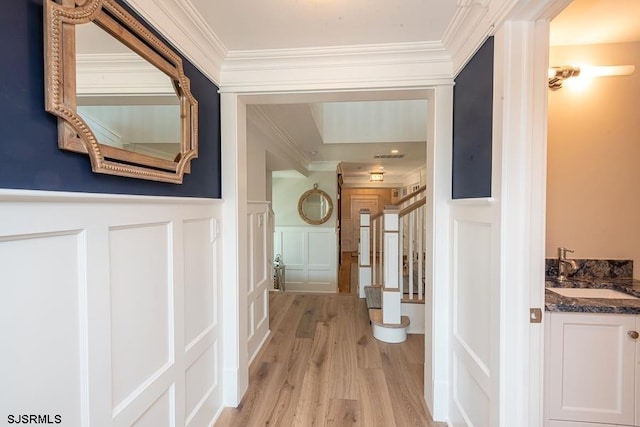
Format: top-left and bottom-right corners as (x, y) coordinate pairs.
(44, 0), (198, 183)
(298, 184), (333, 225)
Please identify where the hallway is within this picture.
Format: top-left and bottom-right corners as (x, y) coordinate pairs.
(215, 292), (443, 426)
(338, 251), (358, 294)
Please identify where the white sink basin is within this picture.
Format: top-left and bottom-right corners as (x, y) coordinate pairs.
(549, 288), (639, 300)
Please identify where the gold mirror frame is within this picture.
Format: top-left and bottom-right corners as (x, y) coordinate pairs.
(297, 184), (333, 225)
(44, 0), (198, 183)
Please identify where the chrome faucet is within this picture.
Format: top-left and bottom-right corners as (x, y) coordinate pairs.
(558, 247), (578, 281)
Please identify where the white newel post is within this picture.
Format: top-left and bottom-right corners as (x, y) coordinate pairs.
(382, 207), (401, 324)
(358, 209), (371, 298)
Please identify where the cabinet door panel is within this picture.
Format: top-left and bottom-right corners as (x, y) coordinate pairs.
(548, 312), (635, 426)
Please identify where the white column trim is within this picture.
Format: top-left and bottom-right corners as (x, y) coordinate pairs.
(220, 92), (249, 406)
(493, 17), (548, 427)
(425, 85), (453, 422)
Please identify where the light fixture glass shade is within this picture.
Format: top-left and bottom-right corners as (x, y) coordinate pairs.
(582, 64), (635, 78)
(548, 64), (635, 90)
(369, 172), (384, 182)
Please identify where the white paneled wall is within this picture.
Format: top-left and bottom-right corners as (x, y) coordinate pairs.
(450, 206), (498, 427)
(0, 191), (224, 427)
(273, 226), (337, 293)
(247, 202), (272, 363)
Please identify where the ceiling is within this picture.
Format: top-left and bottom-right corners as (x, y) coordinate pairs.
(187, 0), (459, 186)
(189, 0), (457, 52)
(253, 101), (429, 186)
(184, 0), (640, 186)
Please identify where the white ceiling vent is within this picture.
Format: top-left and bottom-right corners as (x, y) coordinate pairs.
(374, 153), (405, 159)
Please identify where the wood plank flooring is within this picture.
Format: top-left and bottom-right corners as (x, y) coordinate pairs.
(338, 251), (357, 294)
(214, 292), (445, 427)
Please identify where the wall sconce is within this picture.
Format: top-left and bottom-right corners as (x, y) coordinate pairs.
(548, 64), (635, 90)
(369, 171), (384, 182)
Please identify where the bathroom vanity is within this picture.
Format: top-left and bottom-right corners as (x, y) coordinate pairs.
(544, 271), (640, 427)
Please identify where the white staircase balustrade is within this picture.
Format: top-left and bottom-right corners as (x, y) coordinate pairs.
(358, 209), (371, 298)
(359, 185), (427, 343)
(382, 206), (402, 324)
(399, 197), (426, 302)
(371, 211), (383, 286)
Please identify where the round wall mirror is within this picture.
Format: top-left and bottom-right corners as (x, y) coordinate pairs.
(298, 184), (333, 225)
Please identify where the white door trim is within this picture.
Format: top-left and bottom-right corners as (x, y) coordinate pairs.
(494, 0), (568, 422)
(220, 92), (249, 406)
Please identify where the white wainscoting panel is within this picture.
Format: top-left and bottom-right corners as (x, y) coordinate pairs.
(274, 226), (337, 293)
(109, 223), (172, 411)
(451, 214), (495, 427)
(183, 219), (217, 347)
(0, 231), (85, 426)
(182, 218), (220, 427)
(0, 191), (224, 427)
(247, 202), (272, 363)
(131, 388), (172, 427)
(454, 221), (491, 371)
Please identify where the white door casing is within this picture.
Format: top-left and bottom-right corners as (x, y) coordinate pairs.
(424, 85), (453, 421)
(221, 92), (250, 406)
(219, 8), (562, 418)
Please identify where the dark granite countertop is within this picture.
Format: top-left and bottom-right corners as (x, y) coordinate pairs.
(545, 277), (640, 314)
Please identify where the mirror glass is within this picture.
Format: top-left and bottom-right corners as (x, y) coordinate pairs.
(75, 22), (181, 161)
(44, 0), (198, 183)
(298, 186), (333, 225)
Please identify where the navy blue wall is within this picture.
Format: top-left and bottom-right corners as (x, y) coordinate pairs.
(452, 37), (494, 199)
(0, 0), (221, 198)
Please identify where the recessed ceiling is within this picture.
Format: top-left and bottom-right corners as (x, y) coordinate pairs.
(252, 102), (427, 185)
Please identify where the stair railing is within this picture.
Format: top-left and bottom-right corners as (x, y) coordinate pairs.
(399, 197), (426, 301)
(359, 185), (426, 299)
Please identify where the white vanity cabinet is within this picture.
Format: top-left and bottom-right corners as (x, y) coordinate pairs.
(545, 312), (640, 427)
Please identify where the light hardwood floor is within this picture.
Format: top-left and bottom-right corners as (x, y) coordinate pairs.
(214, 292), (445, 427)
(337, 251), (357, 294)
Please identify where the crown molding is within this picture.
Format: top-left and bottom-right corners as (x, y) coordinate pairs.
(120, 0), (523, 91)
(309, 161), (340, 172)
(443, 0), (522, 75)
(219, 41), (454, 93)
(122, 0), (227, 85)
(224, 41), (449, 65)
(249, 106), (310, 172)
(401, 164), (427, 181)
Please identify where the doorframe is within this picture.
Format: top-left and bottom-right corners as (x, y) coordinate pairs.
(220, 87), (449, 414)
(218, 1), (568, 419)
(495, 0), (572, 424)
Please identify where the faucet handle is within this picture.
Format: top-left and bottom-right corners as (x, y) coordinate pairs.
(558, 247), (574, 258)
